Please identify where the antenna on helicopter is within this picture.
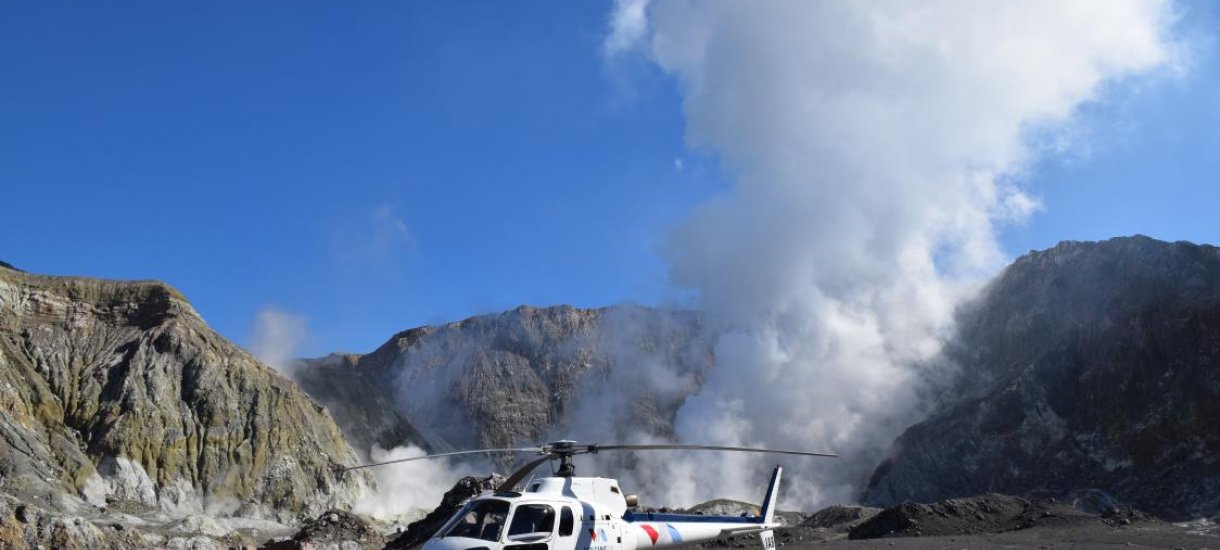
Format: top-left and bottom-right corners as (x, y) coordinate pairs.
(342, 439), (836, 492)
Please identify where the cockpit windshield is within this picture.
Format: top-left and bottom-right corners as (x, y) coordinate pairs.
(441, 499), (510, 542)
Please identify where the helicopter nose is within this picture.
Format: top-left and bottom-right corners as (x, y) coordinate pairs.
(423, 537), (495, 550)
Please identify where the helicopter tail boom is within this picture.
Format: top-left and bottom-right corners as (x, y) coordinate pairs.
(624, 465), (784, 550)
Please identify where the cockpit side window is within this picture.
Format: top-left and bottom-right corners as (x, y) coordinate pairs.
(441, 499), (510, 542)
(508, 504), (556, 537)
(559, 506), (574, 536)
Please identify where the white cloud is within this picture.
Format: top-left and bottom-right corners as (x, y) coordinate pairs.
(249, 306), (309, 375)
(365, 205), (416, 258)
(335, 204), (417, 268)
(611, 0), (1179, 508)
(604, 0), (652, 57)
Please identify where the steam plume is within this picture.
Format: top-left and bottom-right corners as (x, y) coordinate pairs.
(353, 444), (477, 521)
(607, 0), (1178, 508)
(250, 306), (309, 376)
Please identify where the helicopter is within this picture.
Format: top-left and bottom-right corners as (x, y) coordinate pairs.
(346, 440), (836, 550)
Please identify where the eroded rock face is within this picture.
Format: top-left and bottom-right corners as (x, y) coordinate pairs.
(864, 236), (1220, 519)
(299, 305), (711, 455)
(0, 265), (372, 523)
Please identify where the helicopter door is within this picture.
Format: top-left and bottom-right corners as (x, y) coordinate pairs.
(550, 505), (579, 550)
(505, 504), (557, 550)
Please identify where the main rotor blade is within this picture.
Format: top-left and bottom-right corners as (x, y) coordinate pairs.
(342, 447), (543, 471)
(497, 455), (553, 492)
(593, 444), (837, 458)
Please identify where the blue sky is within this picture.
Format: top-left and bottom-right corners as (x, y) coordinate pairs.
(3, 2), (1218, 356)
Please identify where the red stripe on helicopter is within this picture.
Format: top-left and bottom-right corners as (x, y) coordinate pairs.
(640, 525), (659, 545)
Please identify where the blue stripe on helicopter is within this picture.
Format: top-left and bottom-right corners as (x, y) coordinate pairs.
(665, 524), (682, 543)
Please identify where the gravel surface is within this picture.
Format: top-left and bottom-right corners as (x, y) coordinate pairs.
(790, 521), (1218, 549)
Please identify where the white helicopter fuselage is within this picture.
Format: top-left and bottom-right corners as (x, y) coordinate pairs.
(423, 467), (784, 550)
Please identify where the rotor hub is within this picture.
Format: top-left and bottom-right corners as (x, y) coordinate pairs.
(541, 440), (595, 477)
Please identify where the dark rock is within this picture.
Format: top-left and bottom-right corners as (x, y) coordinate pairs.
(804, 504), (881, 533)
(849, 493), (1149, 540)
(286, 508), (385, 549)
(865, 236), (1220, 520)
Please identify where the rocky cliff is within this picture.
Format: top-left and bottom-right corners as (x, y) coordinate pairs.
(298, 304), (711, 455)
(0, 264), (371, 524)
(292, 353), (423, 459)
(864, 236), (1220, 519)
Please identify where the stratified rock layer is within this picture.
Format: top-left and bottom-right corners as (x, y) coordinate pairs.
(864, 236), (1220, 519)
(0, 264), (371, 522)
